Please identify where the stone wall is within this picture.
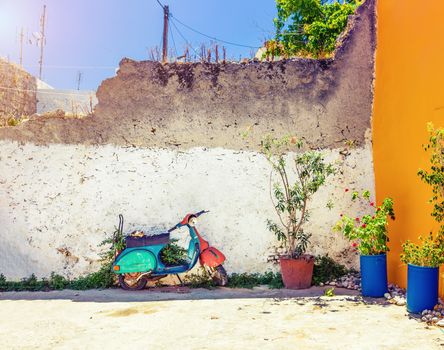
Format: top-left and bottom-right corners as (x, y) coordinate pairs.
(37, 89), (97, 115)
(0, 59), (37, 124)
(0, 0), (376, 279)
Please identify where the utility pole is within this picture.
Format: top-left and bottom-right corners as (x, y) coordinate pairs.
(38, 5), (47, 80)
(19, 27), (24, 66)
(76, 71), (83, 90)
(162, 5), (169, 63)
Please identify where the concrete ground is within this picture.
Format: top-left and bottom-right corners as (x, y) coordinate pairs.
(0, 287), (443, 350)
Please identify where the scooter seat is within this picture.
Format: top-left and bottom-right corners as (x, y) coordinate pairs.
(126, 232), (170, 248)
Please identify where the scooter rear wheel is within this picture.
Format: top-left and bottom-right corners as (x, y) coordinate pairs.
(118, 273), (148, 290)
(211, 265), (228, 286)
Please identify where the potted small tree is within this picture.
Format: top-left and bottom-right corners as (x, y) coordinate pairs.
(400, 123), (444, 313)
(334, 190), (395, 297)
(262, 135), (335, 289)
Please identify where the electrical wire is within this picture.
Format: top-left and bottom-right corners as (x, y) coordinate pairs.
(0, 86), (96, 96)
(156, 0), (165, 9)
(170, 16), (260, 49)
(170, 19), (203, 60)
(0, 62), (116, 70)
(155, 0), (260, 49)
(168, 17), (178, 58)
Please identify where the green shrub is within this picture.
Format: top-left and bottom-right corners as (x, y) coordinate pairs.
(160, 239), (188, 266)
(400, 233), (444, 268)
(184, 267), (216, 289)
(48, 272), (69, 290)
(269, 0), (360, 59)
(227, 272), (284, 289)
(312, 255), (348, 285)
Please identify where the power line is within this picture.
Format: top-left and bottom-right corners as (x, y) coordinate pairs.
(168, 19), (178, 58)
(0, 62), (117, 70)
(156, 0), (165, 9)
(0, 86), (96, 96)
(155, 0), (260, 49)
(170, 16), (260, 49)
(170, 19), (203, 60)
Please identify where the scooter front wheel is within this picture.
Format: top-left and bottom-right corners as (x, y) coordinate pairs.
(210, 265), (228, 286)
(118, 273), (148, 291)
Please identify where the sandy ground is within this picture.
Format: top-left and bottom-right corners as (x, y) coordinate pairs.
(0, 287), (443, 350)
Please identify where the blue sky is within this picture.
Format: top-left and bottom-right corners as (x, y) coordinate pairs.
(0, 0), (277, 90)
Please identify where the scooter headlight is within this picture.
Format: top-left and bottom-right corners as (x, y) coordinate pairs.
(189, 217), (198, 227)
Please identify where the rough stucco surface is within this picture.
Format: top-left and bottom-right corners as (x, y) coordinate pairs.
(0, 59), (37, 121)
(0, 0), (375, 150)
(0, 139), (374, 279)
(0, 0), (376, 278)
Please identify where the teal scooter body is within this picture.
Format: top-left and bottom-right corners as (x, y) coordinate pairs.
(112, 211), (226, 290)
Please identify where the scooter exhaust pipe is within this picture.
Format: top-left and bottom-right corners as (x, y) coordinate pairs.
(136, 272), (152, 282)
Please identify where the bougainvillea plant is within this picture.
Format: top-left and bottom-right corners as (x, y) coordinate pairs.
(262, 135), (335, 258)
(333, 190), (395, 255)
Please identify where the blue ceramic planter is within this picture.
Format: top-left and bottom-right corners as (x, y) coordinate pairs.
(406, 264), (439, 313)
(360, 254), (388, 297)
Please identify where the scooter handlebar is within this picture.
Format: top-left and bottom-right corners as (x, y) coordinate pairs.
(168, 210), (209, 232)
(167, 225), (179, 233)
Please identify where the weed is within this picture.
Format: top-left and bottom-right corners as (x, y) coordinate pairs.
(227, 271), (283, 289)
(48, 272), (69, 290)
(184, 267), (215, 289)
(324, 287), (335, 297)
(312, 255), (348, 286)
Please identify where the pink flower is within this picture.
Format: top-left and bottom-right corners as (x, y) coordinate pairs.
(370, 202), (375, 207)
(355, 217), (360, 222)
(361, 224), (367, 228)
(352, 242), (358, 247)
(345, 188), (349, 192)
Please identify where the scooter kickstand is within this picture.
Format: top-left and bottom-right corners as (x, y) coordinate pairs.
(175, 274), (184, 286)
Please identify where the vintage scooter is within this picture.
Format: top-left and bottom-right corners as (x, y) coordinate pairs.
(112, 210), (228, 290)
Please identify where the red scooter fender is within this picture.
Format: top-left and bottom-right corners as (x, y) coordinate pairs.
(199, 247), (226, 268)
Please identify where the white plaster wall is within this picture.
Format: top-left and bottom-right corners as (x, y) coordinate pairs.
(0, 140), (374, 279)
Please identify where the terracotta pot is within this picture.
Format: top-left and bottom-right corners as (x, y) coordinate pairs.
(279, 255), (314, 289)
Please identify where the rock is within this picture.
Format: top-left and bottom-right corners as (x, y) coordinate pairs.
(330, 282), (336, 286)
(436, 319), (444, 327)
(319, 283), (324, 287)
(384, 293), (391, 299)
(432, 317), (439, 323)
(393, 296), (406, 306)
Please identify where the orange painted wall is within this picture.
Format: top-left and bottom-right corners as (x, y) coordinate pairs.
(373, 0), (444, 296)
